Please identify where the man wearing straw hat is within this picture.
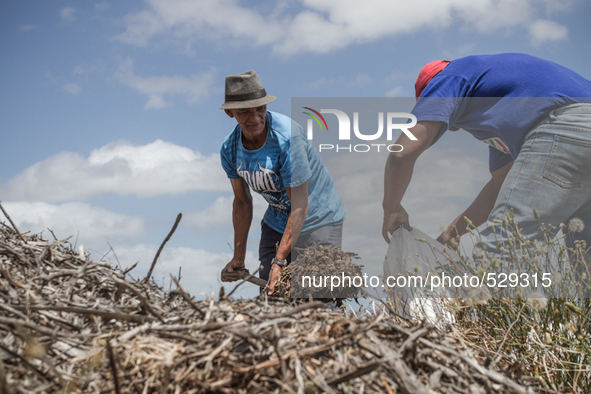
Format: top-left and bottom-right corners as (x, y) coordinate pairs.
(219, 70), (345, 295)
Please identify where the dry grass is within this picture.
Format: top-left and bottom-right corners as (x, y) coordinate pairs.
(397, 210), (591, 393)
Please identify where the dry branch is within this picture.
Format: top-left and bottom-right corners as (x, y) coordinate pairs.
(143, 213), (182, 284)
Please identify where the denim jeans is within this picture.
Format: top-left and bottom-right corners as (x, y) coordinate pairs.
(480, 103), (591, 294)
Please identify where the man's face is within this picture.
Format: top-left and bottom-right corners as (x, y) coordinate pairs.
(225, 105), (267, 136)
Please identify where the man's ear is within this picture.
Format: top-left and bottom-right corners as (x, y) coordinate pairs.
(224, 109), (235, 118)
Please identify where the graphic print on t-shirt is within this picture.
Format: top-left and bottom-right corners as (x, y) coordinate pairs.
(483, 137), (510, 155)
(237, 161), (279, 192)
(237, 161), (289, 216)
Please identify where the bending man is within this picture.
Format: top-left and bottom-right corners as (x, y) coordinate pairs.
(383, 53), (591, 267)
(220, 70), (345, 295)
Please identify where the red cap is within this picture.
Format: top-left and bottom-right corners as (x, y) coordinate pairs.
(415, 60), (449, 98)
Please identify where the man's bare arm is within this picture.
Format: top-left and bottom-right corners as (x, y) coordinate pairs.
(382, 121), (442, 242)
(437, 161), (514, 245)
(222, 178), (253, 279)
(267, 182), (309, 295)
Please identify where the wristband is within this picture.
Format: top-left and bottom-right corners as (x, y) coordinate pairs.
(271, 257), (288, 267)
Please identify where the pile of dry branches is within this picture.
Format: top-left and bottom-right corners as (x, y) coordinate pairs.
(273, 245), (363, 300)
(0, 222), (558, 393)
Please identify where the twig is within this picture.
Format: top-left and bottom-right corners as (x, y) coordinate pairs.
(492, 303), (525, 366)
(326, 360), (382, 385)
(171, 275), (206, 319)
(106, 339), (121, 394)
(47, 228), (58, 241)
(0, 355), (10, 394)
(572, 352), (584, 393)
(359, 288), (413, 325)
(0, 201), (27, 244)
(0, 266), (22, 289)
(263, 301), (327, 319)
(233, 314), (383, 374)
(398, 326), (430, 354)
(0, 316), (96, 338)
(107, 242), (121, 269)
(143, 213), (182, 284)
(260, 376), (298, 394)
(0, 302), (30, 320)
(272, 334), (288, 379)
(11, 305), (156, 324)
(112, 277), (165, 322)
(367, 330), (429, 393)
(122, 261), (139, 277)
(418, 336), (530, 394)
(0, 342), (52, 383)
(381, 378), (395, 394)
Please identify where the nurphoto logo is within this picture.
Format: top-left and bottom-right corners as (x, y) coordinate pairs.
(302, 107), (418, 153)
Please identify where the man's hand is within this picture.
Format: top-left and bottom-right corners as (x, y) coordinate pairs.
(265, 183), (307, 295)
(434, 161), (515, 247)
(223, 178), (252, 282)
(382, 205), (412, 243)
(221, 257), (245, 282)
(267, 263), (282, 295)
(382, 122), (441, 244)
(436, 226), (459, 247)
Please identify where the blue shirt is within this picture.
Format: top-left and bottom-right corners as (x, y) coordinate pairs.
(220, 111), (345, 234)
(412, 53), (591, 171)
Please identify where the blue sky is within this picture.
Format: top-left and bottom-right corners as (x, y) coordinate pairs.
(1, 0), (590, 298)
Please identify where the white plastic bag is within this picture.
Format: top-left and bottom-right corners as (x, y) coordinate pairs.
(383, 227), (457, 325)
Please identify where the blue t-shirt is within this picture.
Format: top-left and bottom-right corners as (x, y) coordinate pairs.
(412, 53), (591, 171)
(220, 111), (345, 234)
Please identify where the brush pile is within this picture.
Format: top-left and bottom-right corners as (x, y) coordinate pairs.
(0, 222), (557, 393)
(273, 245), (363, 300)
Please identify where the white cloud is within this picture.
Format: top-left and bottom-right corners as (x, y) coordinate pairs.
(114, 0), (570, 56)
(62, 83), (82, 95)
(73, 62), (104, 75)
(114, 0), (283, 48)
(145, 95), (169, 109)
(1, 139), (229, 202)
(45, 72), (82, 95)
(350, 74), (373, 87)
(385, 86), (404, 97)
(109, 243), (259, 298)
(411, 148), (487, 199)
(300, 77), (338, 91)
(19, 24), (38, 32)
(115, 57), (217, 109)
(95, 3), (109, 11)
(3, 201), (145, 243)
(185, 196), (233, 229)
(274, 0), (457, 55)
(384, 71), (412, 97)
(184, 195), (268, 229)
(529, 19), (568, 45)
(451, 0), (535, 33)
(60, 7), (77, 23)
(300, 73), (373, 91)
